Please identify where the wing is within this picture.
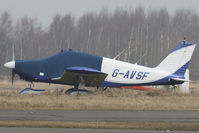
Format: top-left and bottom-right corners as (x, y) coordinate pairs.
(51, 67), (108, 87)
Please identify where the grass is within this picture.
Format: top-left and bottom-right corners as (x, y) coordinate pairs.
(1, 80), (199, 130)
(0, 80), (199, 111)
(1, 120), (199, 131)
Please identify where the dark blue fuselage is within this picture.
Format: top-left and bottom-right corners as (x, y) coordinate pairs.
(14, 51), (103, 84)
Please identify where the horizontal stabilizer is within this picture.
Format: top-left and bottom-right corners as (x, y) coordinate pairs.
(171, 78), (190, 82)
(175, 69), (190, 93)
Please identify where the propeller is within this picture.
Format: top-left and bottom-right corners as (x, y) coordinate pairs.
(11, 43), (15, 85)
(12, 42), (15, 61)
(11, 69), (15, 85)
(4, 44), (15, 85)
(4, 43), (16, 85)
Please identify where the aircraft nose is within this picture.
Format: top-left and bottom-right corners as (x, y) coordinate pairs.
(4, 61), (15, 69)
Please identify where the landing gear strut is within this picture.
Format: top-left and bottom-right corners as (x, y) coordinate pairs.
(28, 82), (34, 89)
(65, 76), (91, 95)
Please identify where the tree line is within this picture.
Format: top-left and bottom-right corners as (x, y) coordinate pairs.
(0, 7), (199, 80)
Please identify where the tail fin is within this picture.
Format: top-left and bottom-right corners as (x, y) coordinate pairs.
(156, 40), (196, 76)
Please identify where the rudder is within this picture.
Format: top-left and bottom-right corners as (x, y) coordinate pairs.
(156, 40), (196, 76)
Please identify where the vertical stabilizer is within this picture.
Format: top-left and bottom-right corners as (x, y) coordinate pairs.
(156, 41), (196, 76)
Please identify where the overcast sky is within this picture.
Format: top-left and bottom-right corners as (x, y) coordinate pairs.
(0, 0), (198, 26)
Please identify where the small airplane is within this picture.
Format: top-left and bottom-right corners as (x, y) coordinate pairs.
(4, 39), (196, 93)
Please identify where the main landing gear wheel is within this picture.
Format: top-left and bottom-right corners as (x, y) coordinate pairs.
(65, 75), (91, 95)
(65, 88), (91, 95)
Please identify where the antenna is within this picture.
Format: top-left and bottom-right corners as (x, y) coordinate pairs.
(113, 49), (126, 60)
(135, 53), (146, 65)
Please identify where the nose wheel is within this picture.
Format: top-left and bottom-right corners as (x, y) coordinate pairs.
(19, 82), (45, 94)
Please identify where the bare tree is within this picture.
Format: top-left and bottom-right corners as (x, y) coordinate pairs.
(0, 8), (199, 80)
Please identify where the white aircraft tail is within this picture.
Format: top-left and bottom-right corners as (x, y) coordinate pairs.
(156, 40), (196, 77)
